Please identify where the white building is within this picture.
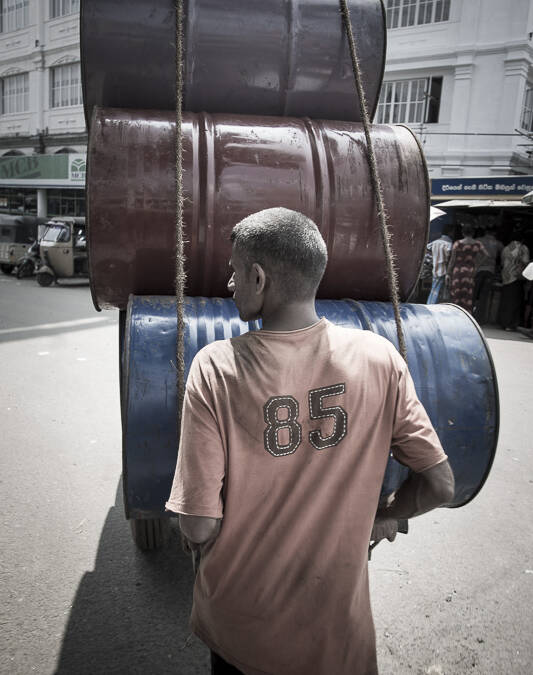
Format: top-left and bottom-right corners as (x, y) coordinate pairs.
(378, 0), (533, 187)
(0, 0), (86, 218)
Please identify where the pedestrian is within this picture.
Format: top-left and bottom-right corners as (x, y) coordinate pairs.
(426, 225), (453, 304)
(446, 223), (487, 314)
(517, 278), (533, 339)
(166, 208), (455, 675)
(498, 230), (530, 331)
(473, 226), (503, 324)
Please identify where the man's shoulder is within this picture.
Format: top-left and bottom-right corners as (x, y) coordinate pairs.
(325, 322), (401, 363)
(430, 237), (451, 249)
(194, 336), (236, 363)
(193, 323), (402, 369)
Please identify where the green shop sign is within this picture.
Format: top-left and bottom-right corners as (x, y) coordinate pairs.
(0, 153), (86, 187)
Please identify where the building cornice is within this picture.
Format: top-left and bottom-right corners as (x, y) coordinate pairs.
(454, 63), (474, 81)
(386, 39), (533, 69)
(0, 132), (88, 151)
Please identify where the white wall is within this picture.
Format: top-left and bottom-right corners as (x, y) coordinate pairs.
(0, 0), (85, 149)
(384, 0), (533, 178)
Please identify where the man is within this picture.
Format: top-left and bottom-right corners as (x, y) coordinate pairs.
(426, 225), (453, 304)
(499, 229), (530, 331)
(166, 208), (455, 675)
(473, 226), (503, 324)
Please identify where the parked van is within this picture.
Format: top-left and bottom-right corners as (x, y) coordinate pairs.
(37, 218), (87, 286)
(0, 215), (40, 274)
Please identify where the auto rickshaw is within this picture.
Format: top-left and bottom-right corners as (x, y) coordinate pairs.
(0, 215), (40, 275)
(37, 218), (87, 287)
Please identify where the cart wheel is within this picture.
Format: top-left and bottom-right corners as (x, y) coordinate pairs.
(130, 517), (170, 551)
(37, 272), (54, 287)
(1, 264), (14, 275)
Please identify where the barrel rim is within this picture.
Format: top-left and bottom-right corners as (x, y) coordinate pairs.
(121, 293), (135, 519)
(397, 123), (431, 301)
(86, 105), (102, 312)
(372, 0), (387, 121)
(440, 302), (500, 509)
(80, 0), (92, 130)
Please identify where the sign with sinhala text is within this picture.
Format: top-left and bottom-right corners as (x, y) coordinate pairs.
(431, 176), (533, 200)
(0, 154), (86, 188)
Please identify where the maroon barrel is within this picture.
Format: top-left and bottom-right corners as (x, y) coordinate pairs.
(87, 108), (429, 310)
(80, 0), (386, 128)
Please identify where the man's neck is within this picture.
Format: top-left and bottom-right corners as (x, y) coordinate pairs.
(261, 301), (320, 332)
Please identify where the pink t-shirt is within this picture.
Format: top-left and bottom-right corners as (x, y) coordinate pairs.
(167, 319), (446, 675)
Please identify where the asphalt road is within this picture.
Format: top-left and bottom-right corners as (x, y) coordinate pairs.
(0, 273), (532, 675)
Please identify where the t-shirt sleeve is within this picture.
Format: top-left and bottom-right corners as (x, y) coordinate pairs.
(165, 352), (225, 518)
(390, 359), (447, 473)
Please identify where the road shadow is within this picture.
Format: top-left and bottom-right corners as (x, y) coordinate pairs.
(0, 318), (117, 344)
(54, 480), (209, 675)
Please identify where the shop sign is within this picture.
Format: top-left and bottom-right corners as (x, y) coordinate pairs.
(69, 156), (86, 182)
(0, 153), (87, 187)
(432, 176), (533, 200)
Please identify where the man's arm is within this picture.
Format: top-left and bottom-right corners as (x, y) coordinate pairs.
(179, 514), (221, 545)
(378, 459), (454, 520)
(445, 243), (457, 285)
(371, 460), (454, 543)
(165, 350), (226, 547)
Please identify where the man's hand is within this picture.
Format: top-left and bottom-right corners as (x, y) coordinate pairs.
(371, 517), (398, 544)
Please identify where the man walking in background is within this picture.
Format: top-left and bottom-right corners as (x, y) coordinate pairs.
(426, 225), (453, 304)
(473, 226), (503, 324)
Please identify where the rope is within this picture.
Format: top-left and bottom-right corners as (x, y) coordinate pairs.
(339, 0), (408, 362)
(175, 0), (186, 420)
(175, 0), (199, 596)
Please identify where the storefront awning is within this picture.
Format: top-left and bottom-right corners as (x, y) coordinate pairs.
(430, 206), (446, 220)
(434, 199), (528, 208)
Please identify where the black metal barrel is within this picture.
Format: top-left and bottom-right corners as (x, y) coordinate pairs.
(80, 0), (386, 128)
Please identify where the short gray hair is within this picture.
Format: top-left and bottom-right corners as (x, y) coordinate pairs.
(230, 208), (328, 299)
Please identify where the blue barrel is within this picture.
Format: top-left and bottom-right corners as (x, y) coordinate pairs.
(122, 297), (498, 518)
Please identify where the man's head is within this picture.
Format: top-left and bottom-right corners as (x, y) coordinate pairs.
(461, 223), (475, 238)
(442, 224), (455, 239)
(228, 208), (328, 321)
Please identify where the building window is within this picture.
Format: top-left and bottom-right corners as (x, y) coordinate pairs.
(386, 0), (450, 29)
(50, 63), (82, 108)
(0, 187), (36, 214)
(1, 73), (29, 114)
(50, 0), (79, 19)
(47, 189), (85, 217)
(375, 76), (442, 124)
(521, 86), (533, 132)
(0, 0), (29, 32)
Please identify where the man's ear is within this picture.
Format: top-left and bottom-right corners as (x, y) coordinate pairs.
(251, 262), (266, 296)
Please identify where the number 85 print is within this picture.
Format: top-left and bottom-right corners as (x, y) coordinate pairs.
(262, 383), (348, 457)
